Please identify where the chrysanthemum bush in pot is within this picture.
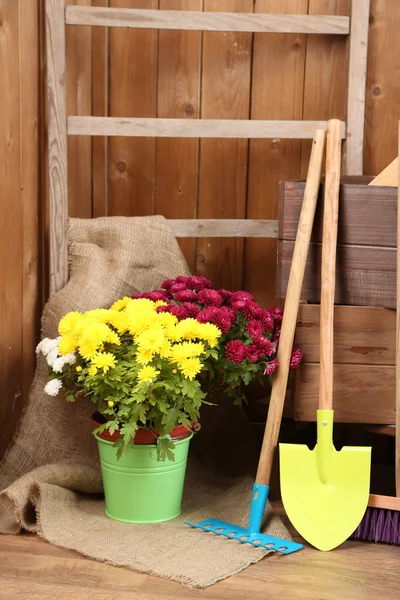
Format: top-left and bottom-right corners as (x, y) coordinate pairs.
(37, 297), (221, 523)
(133, 275), (302, 405)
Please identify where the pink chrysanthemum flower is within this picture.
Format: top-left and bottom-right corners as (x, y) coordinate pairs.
(246, 344), (260, 362)
(270, 305), (283, 323)
(170, 283), (187, 294)
(174, 289), (197, 302)
(220, 305), (236, 320)
(175, 275), (190, 285)
(247, 301), (263, 320)
(230, 291), (254, 303)
(218, 289), (233, 301)
(265, 358), (279, 376)
(187, 275), (213, 290)
(179, 303), (200, 318)
(197, 307), (232, 333)
(225, 340), (247, 364)
(156, 305), (172, 314)
(254, 335), (273, 356)
(247, 320), (263, 337)
(161, 278), (176, 290)
(290, 348), (302, 370)
(232, 300), (247, 312)
(131, 290), (169, 302)
(197, 289), (223, 307)
(261, 309), (274, 331)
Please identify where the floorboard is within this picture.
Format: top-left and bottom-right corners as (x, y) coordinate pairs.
(0, 504), (399, 600)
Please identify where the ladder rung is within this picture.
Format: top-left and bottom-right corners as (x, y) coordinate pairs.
(68, 117), (345, 140)
(65, 6), (350, 35)
(168, 219), (278, 238)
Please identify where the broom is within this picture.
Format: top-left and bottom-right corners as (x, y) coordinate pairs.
(351, 121), (400, 545)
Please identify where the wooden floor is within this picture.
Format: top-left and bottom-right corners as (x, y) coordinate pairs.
(1, 507), (399, 600)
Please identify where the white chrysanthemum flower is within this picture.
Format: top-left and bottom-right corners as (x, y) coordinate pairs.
(46, 348), (59, 367)
(63, 353), (76, 365)
(36, 337), (60, 356)
(36, 338), (49, 354)
(52, 357), (65, 373)
(44, 379), (62, 396)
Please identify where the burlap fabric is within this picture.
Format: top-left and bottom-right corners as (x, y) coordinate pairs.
(0, 216), (292, 588)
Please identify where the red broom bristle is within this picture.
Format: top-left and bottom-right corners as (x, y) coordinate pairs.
(351, 507), (400, 545)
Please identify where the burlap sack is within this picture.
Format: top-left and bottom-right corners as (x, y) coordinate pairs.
(0, 216), (293, 588)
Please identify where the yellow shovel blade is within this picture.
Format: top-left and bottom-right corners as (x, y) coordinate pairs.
(279, 411), (371, 551)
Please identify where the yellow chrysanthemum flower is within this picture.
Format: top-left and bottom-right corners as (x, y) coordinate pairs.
(58, 312), (82, 336)
(110, 296), (131, 312)
(84, 309), (113, 323)
(58, 333), (78, 355)
(156, 312), (178, 328)
(105, 328), (121, 346)
(176, 318), (203, 341)
(77, 323), (120, 360)
(196, 322), (221, 348)
(137, 365), (160, 383)
(136, 348), (154, 365)
(127, 298), (156, 313)
(164, 324), (182, 342)
(159, 339), (172, 359)
(79, 338), (100, 361)
(154, 300), (168, 308)
(169, 341), (205, 363)
(91, 351), (116, 373)
(72, 317), (93, 338)
(107, 310), (130, 334)
(127, 313), (154, 336)
(136, 328), (165, 354)
(178, 357), (202, 380)
(88, 365), (98, 376)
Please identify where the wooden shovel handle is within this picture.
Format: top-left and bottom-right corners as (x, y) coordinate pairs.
(396, 121), (400, 497)
(319, 120), (342, 411)
(256, 129), (326, 486)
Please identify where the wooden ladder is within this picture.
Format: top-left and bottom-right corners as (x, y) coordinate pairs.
(46, 0), (370, 294)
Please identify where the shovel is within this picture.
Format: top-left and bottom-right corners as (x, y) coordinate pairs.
(279, 119), (372, 552)
(185, 128), (327, 554)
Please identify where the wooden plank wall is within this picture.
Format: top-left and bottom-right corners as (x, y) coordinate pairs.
(1, 0), (400, 456)
(0, 0), (40, 457)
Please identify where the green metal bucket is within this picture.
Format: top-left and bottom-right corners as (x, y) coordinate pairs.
(95, 433), (193, 523)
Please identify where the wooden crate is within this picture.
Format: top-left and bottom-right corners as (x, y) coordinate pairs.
(294, 304), (395, 424)
(278, 176), (397, 424)
(278, 177), (398, 309)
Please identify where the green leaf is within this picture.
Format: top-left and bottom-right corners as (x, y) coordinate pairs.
(66, 394), (75, 403)
(157, 437), (175, 462)
(108, 421), (120, 435)
(92, 422), (110, 436)
(242, 371), (252, 385)
(113, 437), (126, 460)
(161, 407), (179, 433)
(120, 422), (138, 445)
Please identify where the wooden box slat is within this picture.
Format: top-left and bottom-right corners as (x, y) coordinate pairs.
(294, 363), (395, 424)
(278, 240), (396, 308)
(279, 179), (397, 247)
(296, 304), (395, 365)
(294, 304), (395, 424)
(278, 178), (398, 309)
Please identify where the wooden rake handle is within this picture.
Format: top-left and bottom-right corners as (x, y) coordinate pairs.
(319, 119), (342, 412)
(396, 120), (400, 497)
(255, 129), (327, 486)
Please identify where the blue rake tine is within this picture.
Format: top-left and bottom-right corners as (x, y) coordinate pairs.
(185, 483), (302, 555)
